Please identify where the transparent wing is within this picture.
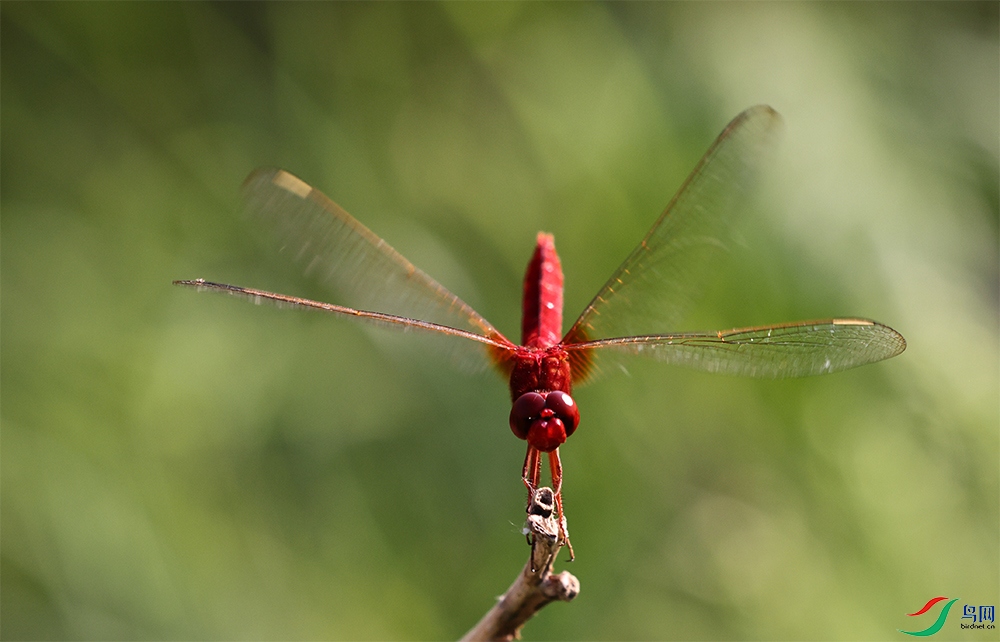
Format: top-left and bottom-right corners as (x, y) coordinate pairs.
(178, 168), (519, 375)
(564, 105), (784, 345)
(243, 168), (503, 340)
(566, 319), (906, 379)
(174, 280), (519, 375)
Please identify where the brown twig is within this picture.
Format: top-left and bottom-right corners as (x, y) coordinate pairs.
(460, 488), (580, 641)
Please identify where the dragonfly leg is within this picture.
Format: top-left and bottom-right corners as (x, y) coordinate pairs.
(522, 445), (541, 494)
(521, 445), (543, 549)
(548, 448), (574, 560)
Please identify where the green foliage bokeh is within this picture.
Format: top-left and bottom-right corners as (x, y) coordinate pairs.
(2, 2), (997, 640)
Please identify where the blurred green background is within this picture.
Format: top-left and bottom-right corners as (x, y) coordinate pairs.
(2, 2), (997, 640)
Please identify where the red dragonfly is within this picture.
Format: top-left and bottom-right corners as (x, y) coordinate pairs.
(175, 106), (905, 557)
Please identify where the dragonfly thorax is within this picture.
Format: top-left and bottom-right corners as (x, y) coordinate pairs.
(508, 349), (571, 401)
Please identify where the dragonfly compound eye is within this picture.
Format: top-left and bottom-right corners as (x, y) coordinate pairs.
(544, 390), (580, 436)
(509, 392), (546, 440)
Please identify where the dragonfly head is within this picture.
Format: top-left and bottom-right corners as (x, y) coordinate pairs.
(509, 390), (580, 452)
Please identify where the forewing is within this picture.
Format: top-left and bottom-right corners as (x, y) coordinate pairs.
(566, 319), (905, 380)
(174, 280), (519, 375)
(564, 105), (784, 346)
